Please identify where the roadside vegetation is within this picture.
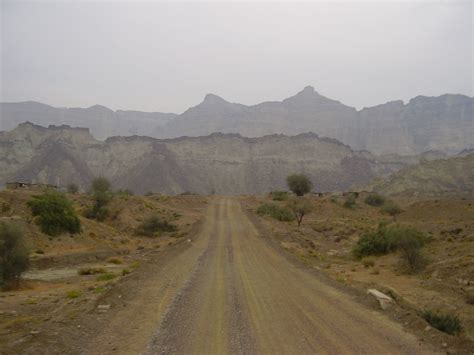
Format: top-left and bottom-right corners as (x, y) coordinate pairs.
(135, 214), (177, 237)
(257, 203), (294, 222)
(422, 310), (463, 335)
(353, 224), (428, 272)
(271, 191), (288, 201)
(287, 198), (312, 227)
(28, 191), (81, 236)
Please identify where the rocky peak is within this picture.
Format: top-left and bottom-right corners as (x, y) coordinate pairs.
(201, 93), (230, 106)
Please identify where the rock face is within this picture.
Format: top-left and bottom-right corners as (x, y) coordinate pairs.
(370, 153), (474, 198)
(2, 88), (472, 155)
(0, 101), (177, 140)
(0, 123), (414, 195)
(157, 87), (473, 155)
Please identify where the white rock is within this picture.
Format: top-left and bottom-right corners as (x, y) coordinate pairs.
(97, 304), (111, 310)
(367, 289), (394, 310)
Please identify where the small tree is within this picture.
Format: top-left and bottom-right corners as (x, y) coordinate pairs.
(28, 192), (81, 236)
(286, 174), (313, 196)
(86, 177), (112, 221)
(387, 226), (426, 272)
(67, 183), (79, 194)
(287, 198), (312, 227)
(91, 177), (111, 194)
(0, 222), (29, 289)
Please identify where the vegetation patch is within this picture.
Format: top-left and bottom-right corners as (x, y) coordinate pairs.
(422, 310), (463, 335)
(135, 214), (177, 237)
(271, 191), (288, 201)
(364, 193), (386, 207)
(96, 273), (117, 281)
(0, 222), (30, 289)
(343, 194), (357, 209)
(286, 174), (313, 196)
(78, 267), (106, 275)
(85, 177), (112, 221)
(256, 203), (295, 222)
(353, 224), (428, 273)
(106, 257), (123, 264)
(66, 290), (82, 299)
(28, 191), (81, 236)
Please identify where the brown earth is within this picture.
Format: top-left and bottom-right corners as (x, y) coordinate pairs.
(245, 193), (474, 353)
(1, 193), (472, 353)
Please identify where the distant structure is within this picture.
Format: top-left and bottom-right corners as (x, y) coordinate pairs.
(6, 182), (57, 191)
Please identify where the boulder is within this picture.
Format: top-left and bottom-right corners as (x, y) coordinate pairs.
(367, 289), (394, 310)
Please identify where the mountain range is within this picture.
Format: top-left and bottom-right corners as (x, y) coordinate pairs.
(0, 122), (423, 195)
(1, 87), (472, 155)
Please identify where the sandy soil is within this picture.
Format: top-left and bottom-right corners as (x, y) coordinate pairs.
(53, 198), (433, 354)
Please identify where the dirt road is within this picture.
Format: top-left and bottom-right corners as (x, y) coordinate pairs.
(87, 198), (431, 354)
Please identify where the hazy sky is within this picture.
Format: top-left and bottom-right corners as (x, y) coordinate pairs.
(1, 0), (472, 113)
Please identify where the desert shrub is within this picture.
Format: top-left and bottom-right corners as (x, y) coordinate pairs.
(381, 201), (403, 218)
(106, 257), (123, 264)
(354, 224), (427, 272)
(364, 193), (385, 206)
(343, 194), (357, 209)
(122, 268), (131, 276)
(353, 223), (394, 258)
(67, 183), (79, 194)
(271, 191), (288, 201)
(422, 310), (462, 335)
(286, 198), (312, 226)
(86, 177), (112, 221)
(256, 203), (295, 222)
(96, 273), (116, 281)
(135, 214), (177, 237)
(286, 174), (313, 196)
(0, 223), (29, 289)
(78, 267), (106, 275)
(387, 226), (426, 272)
(66, 290), (82, 299)
(28, 192), (81, 236)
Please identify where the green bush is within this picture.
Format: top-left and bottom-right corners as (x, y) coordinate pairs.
(0, 223), (29, 289)
(353, 224), (427, 272)
(66, 290), (82, 299)
(96, 273), (116, 281)
(271, 191), (288, 201)
(364, 193), (386, 207)
(257, 203), (294, 222)
(353, 223), (394, 258)
(388, 226), (426, 272)
(381, 201), (403, 217)
(28, 192), (81, 236)
(422, 310), (462, 335)
(135, 215), (177, 237)
(286, 174), (313, 196)
(86, 177), (112, 221)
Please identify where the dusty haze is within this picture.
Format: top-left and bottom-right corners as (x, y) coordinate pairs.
(1, 0), (472, 113)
